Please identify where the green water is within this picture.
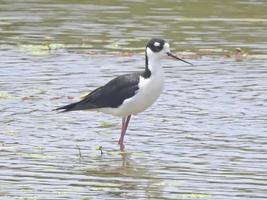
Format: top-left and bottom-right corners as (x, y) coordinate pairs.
(1, 0), (267, 53)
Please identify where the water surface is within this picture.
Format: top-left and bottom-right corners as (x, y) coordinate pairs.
(1, 1), (267, 199)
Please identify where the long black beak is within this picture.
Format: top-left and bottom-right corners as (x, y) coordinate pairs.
(166, 52), (193, 66)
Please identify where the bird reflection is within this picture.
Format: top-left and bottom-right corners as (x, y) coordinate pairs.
(80, 150), (165, 199)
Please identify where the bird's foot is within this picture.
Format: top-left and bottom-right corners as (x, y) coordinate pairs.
(119, 142), (125, 151)
(118, 138), (125, 151)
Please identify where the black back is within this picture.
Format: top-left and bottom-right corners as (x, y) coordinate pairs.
(82, 73), (140, 108)
(55, 73), (141, 112)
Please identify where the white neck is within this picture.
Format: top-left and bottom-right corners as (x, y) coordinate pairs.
(146, 48), (163, 74)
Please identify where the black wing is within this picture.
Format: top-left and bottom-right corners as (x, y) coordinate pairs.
(54, 73), (141, 112)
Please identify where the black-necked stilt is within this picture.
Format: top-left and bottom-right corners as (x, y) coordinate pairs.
(55, 38), (192, 151)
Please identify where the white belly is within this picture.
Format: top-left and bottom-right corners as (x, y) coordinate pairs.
(99, 72), (164, 117)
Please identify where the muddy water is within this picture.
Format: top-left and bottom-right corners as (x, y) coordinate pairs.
(1, 1), (267, 200)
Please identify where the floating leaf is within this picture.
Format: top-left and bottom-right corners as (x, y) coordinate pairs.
(19, 43), (65, 56)
(17, 152), (53, 159)
(96, 146), (103, 155)
(19, 44), (50, 56)
(99, 121), (117, 128)
(48, 43), (65, 50)
(33, 146), (45, 150)
(95, 146), (103, 151)
(0, 91), (12, 99)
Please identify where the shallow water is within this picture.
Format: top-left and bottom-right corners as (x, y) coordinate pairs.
(1, 1), (267, 200)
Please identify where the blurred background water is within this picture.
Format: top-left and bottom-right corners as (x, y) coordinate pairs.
(0, 0), (267, 199)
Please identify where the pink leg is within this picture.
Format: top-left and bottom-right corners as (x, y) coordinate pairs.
(118, 115), (131, 151)
(118, 117), (126, 145)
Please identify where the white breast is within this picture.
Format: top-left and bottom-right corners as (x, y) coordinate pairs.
(99, 69), (164, 117)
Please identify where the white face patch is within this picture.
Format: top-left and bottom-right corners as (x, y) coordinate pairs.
(154, 42), (160, 47)
(163, 43), (170, 53)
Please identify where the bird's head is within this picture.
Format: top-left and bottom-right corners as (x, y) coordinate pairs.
(146, 38), (193, 66)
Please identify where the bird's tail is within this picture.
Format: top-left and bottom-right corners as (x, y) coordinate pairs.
(53, 99), (98, 112)
(53, 101), (81, 112)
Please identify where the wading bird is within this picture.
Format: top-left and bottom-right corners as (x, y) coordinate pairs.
(54, 38), (192, 151)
